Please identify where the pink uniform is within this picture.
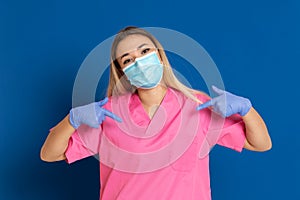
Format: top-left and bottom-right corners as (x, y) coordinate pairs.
(64, 87), (246, 200)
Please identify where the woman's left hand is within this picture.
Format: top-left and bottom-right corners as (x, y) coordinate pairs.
(196, 85), (252, 117)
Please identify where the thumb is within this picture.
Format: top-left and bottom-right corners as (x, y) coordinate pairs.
(98, 97), (109, 107)
(211, 85), (225, 95)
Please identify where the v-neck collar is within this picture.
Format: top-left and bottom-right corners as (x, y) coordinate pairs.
(129, 87), (171, 126)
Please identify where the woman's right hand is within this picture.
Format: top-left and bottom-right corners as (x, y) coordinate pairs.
(69, 97), (122, 129)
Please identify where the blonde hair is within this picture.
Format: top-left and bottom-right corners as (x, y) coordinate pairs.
(107, 26), (207, 104)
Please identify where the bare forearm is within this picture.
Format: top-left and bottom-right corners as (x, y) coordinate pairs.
(242, 107), (272, 151)
(40, 114), (75, 162)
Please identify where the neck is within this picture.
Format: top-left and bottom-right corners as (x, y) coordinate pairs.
(136, 85), (168, 108)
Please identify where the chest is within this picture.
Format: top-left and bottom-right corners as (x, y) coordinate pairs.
(99, 95), (203, 173)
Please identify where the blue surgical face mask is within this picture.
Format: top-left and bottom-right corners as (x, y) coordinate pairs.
(122, 51), (163, 89)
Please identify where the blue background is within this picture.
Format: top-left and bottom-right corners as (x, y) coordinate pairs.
(1, 0), (299, 199)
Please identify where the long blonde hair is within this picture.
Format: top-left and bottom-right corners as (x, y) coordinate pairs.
(107, 26), (207, 104)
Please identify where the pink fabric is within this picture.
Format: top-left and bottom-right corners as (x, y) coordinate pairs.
(65, 124), (102, 164)
(64, 87), (246, 200)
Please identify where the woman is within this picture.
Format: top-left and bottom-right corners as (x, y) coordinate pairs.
(40, 26), (272, 200)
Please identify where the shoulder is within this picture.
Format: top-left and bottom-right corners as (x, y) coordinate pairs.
(193, 90), (211, 104)
(102, 92), (133, 110)
(167, 87), (211, 104)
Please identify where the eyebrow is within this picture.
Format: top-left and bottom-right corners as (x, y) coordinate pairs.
(120, 43), (149, 60)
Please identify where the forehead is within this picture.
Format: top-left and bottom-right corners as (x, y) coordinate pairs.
(115, 34), (156, 58)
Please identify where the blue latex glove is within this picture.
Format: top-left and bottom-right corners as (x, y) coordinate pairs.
(69, 97), (122, 129)
(196, 85), (252, 117)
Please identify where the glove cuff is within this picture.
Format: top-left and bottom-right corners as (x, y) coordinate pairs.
(69, 109), (79, 129)
(239, 98), (252, 116)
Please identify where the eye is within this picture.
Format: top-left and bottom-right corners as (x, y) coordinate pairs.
(123, 58), (133, 65)
(141, 48), (150, 55)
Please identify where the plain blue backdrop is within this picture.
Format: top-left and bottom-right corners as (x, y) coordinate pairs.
(1, 0), (299, 199)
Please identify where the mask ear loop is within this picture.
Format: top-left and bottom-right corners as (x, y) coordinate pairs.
(155, 48), (164, 65)
(154, 49), (167, 90)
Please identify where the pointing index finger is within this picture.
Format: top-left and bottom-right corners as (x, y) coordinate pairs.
(103, 109), (122, 122)
(196, 100), (213, 111)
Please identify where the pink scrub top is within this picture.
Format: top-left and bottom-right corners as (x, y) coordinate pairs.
(64, 87), (246, 200)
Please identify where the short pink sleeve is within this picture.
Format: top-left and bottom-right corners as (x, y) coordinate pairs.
(64, 124), (102, 164)
(196, 92), (246, 153)
(216, 114), (246, 152)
